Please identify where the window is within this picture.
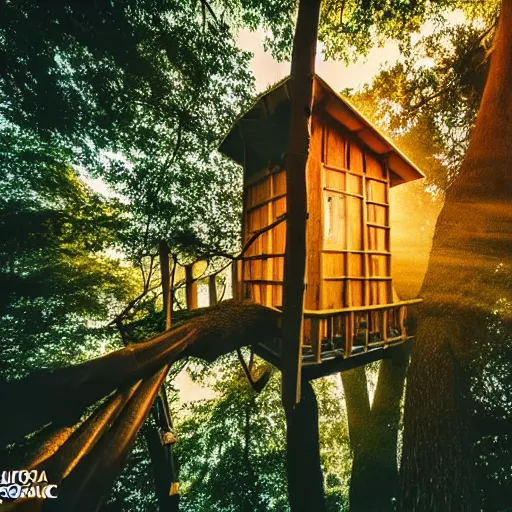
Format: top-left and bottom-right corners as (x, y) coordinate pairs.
(324, 193), (346, 248)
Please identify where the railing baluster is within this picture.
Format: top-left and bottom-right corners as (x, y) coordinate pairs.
(344, 312), (355, 357)
(364, 312), (369, 352)
(311, 318), (321, 363)
(399, 306), (407, 339)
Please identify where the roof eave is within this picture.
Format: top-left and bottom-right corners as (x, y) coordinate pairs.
(314, 74), (425, 186)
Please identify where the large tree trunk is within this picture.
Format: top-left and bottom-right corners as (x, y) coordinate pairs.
(281, 0), (321, 411)
(400, 1), (512, 509)
(286, 380), (326, 512)
(281, 0), (324, 508)
(0, 301), (280, 447)
(342, 345), (408, 512)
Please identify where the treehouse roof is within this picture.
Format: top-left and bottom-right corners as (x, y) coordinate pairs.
(219, 74), (424, 187)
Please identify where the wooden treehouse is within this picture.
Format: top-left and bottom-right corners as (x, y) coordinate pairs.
(219, 74), (424, 380)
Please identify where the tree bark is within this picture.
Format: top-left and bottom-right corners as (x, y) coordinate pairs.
(342, 345), (408, 512)
(159, 240), (172, 330)
(369, 348), (409, 506)
(286, 380), (326, 512)
(400, 0), (512, 509)
(144, 420), (179, 512)
(281, 0), (321, 412)
(281, 1), (324, 508)
(0, 301), (280, 447)
(185, 264), (197, 311)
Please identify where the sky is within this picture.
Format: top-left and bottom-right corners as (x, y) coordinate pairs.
(236, 28), (401, 94)
(236, 8), (466, 94)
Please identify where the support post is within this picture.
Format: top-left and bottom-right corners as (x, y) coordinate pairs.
(185, 263), (197, 310)
(159, 241), (172, 330)
(156, 241), (179, 511)
(231, 260), (241, 300)
(286, 379), (326, 511)
(209, 274), (218, 306)
(281, 0), (322, 413)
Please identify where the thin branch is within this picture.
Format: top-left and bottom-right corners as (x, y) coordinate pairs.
(407, 88), (448, 114)
(240, 215), (286, 258)
(140, 257), (147, 288)
(218, 278), (227, 302)
(145, 254), (156, 292)
(199, 0), (220, 27)
(201, 0), (206, 35)
(194, 216), (286, 264)
(109, 284), (161, 327)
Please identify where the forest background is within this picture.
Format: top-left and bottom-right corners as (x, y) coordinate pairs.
(1, 0), (511, 511)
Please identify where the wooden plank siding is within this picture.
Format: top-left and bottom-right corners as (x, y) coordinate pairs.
(311, 115), (394, 351)
(219, 75), (425, 376)
(240, 110), (402, 360)
(242, 167), (286, 308)
(320, 115), (392, 312)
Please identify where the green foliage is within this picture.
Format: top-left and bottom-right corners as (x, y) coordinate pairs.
(175, 355), (289, 511)
(313, 378), (351, 511)
(103, 432), (160, 512)
(173, 354), (351, 511)
(0, 128), (136, 378)
(0, 0), (298, 263)
(318, 0), (499, 62)
(346, 10), (498, 188)
(470, 310), (512, 511)
(0, 0), (297, 380)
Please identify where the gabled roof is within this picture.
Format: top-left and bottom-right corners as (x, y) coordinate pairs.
(219, 74), (424, 187)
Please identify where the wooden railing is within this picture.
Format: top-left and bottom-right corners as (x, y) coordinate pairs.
(301, 299), (422, 364)
(180, 261), (422, 368)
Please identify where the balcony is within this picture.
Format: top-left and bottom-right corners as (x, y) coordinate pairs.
(253, 299), (422, 379)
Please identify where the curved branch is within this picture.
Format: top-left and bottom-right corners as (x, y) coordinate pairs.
(0, 301), (280, 447)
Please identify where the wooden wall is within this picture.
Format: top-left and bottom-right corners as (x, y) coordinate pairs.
(242, 166), (286, 307)
(320, 115), (391, 311)
(240, 111), (393, 314)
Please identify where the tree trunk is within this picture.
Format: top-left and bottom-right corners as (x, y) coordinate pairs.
(281, 0), (321, 412)
(400, 0), (512, 509)
(369, 348), (409, 506)
(342, 345), (408, 512)
(150, 241), (180, 511)
(209, 274), (218, 306)
(0, 301), (280, 446)
(159, 241), (172, 330)
(144, 422), (179, 512)
(286, 380), (326, 512)
(281, 0), (324, 508)
(185, 264), (197, 311)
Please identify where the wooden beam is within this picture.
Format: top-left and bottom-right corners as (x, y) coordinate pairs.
(245, 193), (287, 214)
(208, 275), (217, 306)
(185, 264), (197, 310)
(231, 261), (240, 300)
(159, 241), (172, 330)
(281, 0), (322, 414)
(303, 298), (423, 317)
(302, 338), (414, 380)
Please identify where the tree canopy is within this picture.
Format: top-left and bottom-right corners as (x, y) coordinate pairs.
(1, 0), (512, 511)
